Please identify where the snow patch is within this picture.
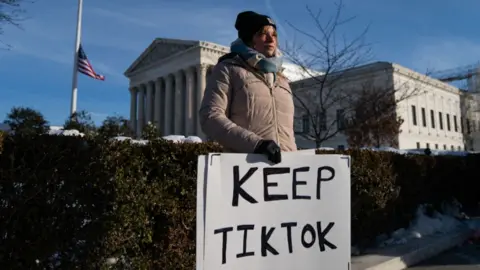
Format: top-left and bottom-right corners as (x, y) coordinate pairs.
(375, 200), (467, 248)
(48, 129), (85, 137)
(111, 135), (203, 144)
(317, 146), (479, 156)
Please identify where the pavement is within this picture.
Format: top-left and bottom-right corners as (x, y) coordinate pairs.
(407, 242), (480, 269)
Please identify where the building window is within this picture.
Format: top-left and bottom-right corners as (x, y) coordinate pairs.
(457, 146), (461, 151)
(430, 110), (435, 128)
(416, 142), (420, 149)
(336, 109), (345, 131)
(467, 119), (471, 133)
(435, 144), (438, 149)
(294, 117), (302, 133)
(451, 145), (454, 151)
(454, 115), (458, 132)
(318, 110), (326, 131)
(411, 105), (417, 126)
(426, 143), (430, 149)
(443, 144), (447, 150)
(302, 115), (310, 133)
(460, 116), (464, 132)
(439, 112), (444, 130)
(421, 107), (426, 127)
(446, 114), (451, 131)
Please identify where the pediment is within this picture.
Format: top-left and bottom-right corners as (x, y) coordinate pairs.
(124, 38), (199, 76)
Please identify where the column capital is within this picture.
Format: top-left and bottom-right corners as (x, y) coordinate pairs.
(196, 63), (209, 71)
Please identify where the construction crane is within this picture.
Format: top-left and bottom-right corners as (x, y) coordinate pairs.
(429, 62), (480, 92)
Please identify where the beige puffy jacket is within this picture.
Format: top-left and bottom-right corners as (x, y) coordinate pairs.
(199, 55), (297, 153)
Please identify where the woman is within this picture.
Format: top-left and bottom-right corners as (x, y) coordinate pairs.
(199, 11), (297, 164)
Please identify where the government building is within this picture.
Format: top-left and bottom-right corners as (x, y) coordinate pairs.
(124, 38), (480, 151)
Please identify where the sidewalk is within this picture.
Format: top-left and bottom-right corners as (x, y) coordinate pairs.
(407, 241), (480, 269)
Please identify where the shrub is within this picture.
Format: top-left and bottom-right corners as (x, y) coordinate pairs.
(97, 115), (133, 139)
(0, 136), (478, 269)
(3, 106), (49, 136)
(64, 110), (96, 136)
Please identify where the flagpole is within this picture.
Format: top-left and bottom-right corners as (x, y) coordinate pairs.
(70, 0), (83, 116)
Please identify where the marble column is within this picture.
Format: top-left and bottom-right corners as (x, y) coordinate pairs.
(164, 75), (173, 135)
(145, 82), (154, 124)
(174, 71), (184, 135)
(154, 78), (162, 131)
(137, 86), (145, 136)
(196, 64), (207, 137)
(185, 67), (195, 135)
(129, 87), (137, 135)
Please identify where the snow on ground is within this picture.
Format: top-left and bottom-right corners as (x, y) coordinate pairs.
(112, 135), (203, 144)
(365, 146), (479, 156)
(376, 203), (463, 248)
(351, 200), (480, 255)
(45, 131), (480, 156)
(371, 200), (480, 251)
(318, 146), (480, 156)
(48, 129), (85, 137)
(1, 123), (478, 156)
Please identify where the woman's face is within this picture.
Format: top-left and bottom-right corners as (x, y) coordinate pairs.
(252, 25), (278, 57)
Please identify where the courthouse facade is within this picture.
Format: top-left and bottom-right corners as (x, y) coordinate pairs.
(124, 38), (224, 138)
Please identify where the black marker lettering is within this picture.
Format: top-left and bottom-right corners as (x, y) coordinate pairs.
(214, 227), (234, 264)
(316, 222), (337, 251)
(232, 166), (258, 206)
(261, 226), (279, 256)
(236, 225), (255, 258)
(281, 222), (297, 253)
(292, 167), (311, 200)
(316, 166), (335, 200)
(301, 223), (316, 248)
(263, 167), (289, 201)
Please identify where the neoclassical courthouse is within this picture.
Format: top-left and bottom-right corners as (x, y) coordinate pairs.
(125, 38), (480, 150)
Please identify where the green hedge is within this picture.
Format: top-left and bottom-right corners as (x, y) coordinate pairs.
(0, 135), (478, 269)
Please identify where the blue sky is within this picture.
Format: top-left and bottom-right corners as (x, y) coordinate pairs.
(1, 0), (480, 125)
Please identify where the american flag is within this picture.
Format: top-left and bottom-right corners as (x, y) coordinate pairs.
(77, 44), (105, 81)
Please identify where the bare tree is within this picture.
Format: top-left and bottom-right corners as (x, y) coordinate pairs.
(0, 0), (29, 49)
(282, 1), (418, 148)
(345, 82), (404, 148)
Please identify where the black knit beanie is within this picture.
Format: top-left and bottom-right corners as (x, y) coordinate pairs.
(234, 11), (276, 44)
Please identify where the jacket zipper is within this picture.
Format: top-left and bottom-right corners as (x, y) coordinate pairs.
(270, 85), (281, 148)
(231, 58), (281, 147)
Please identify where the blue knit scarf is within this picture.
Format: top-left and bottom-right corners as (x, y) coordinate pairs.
(230, 38), (283, 74)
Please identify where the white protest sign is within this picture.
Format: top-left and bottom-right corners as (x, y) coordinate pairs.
(201, 153), (351, 270)
(196, 154), (208, 270)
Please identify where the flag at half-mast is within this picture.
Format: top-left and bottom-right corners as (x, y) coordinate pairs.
(77, 44), (105, 81)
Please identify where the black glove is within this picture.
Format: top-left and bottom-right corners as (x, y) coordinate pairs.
(254, 140), (282, 164)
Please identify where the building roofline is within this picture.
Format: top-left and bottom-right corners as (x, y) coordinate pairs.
(291, 61), (460, 94)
